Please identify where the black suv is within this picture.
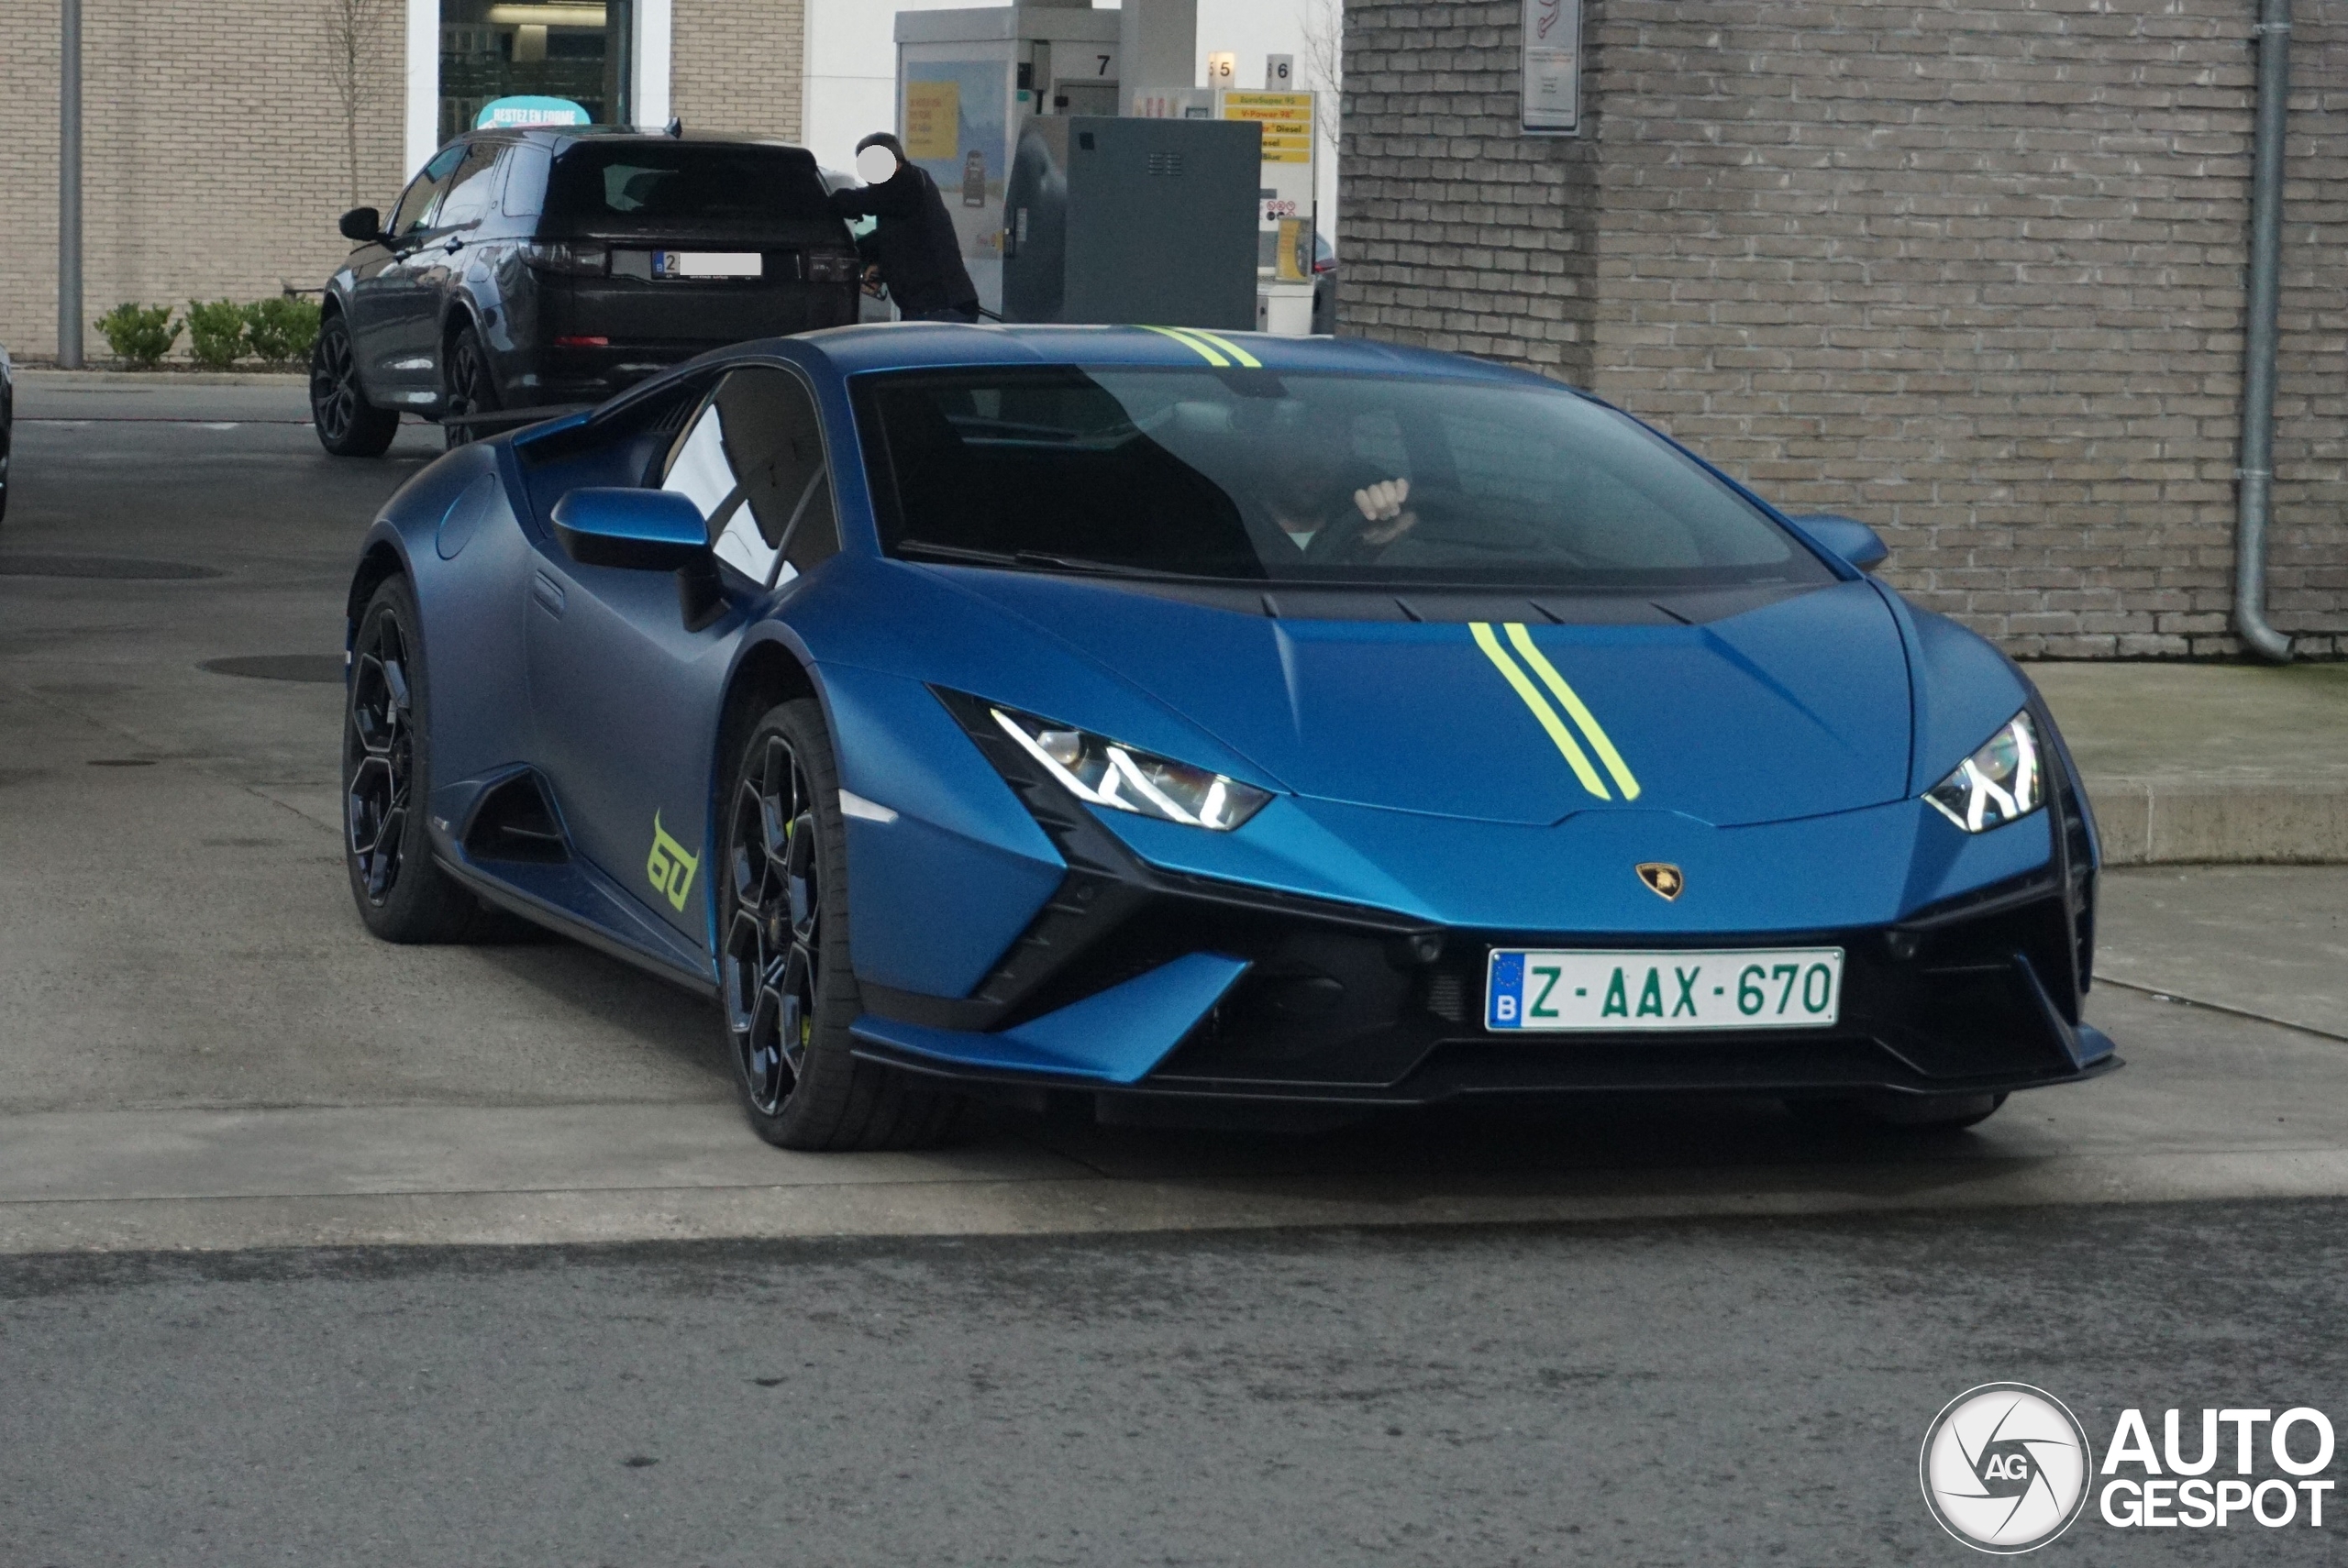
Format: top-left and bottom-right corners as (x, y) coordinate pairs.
(312, 128), (862, 457)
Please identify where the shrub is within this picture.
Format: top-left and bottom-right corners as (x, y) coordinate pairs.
(94, 303), (179, 369)
(183, 299), (249, 369)
(244, 296), (322, 367)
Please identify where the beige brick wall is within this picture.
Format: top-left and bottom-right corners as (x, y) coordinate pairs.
(671, 0), (805, 142)
(0, 0), (406, 361)
(0, 1), (813, 362)
(1342, 0), (2348, 658)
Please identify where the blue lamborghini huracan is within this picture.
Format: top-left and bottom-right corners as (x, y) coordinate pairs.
(343, 324), (2117, 1149)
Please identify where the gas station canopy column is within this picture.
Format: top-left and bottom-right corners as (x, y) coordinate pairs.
(892, 0), (1317, 333)
(1118, 0), (1197, 106)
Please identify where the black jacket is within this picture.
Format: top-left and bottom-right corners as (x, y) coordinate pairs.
(828, 149), (979, 318)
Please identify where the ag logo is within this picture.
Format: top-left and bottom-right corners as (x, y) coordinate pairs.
(646, 812), (699, 912)
(1921, 1383), (2092, 1553)
(1635, 862), (1684, 900)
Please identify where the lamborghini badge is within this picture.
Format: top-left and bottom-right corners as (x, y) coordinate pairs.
(1636, 862), (1684, 900)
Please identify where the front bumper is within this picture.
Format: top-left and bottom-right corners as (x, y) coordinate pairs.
(850, 696), (2117, 1108)
(851, 869), (2119, 1106)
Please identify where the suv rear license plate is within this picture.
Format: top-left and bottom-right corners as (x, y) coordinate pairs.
(653, 250), (763, 280)
(1485, 947), (1844, 1032)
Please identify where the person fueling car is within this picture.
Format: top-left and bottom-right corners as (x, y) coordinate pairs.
(827, 133), (983, 324)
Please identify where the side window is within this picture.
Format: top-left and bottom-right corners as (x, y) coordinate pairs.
(786, 471), (839, 575)
(660, 367), (833, 589)
(434, 142), (504, 229)
(389, 144), (464, 238)
(502, 142), (552, 220)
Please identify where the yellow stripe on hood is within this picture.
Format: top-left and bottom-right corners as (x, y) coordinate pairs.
(1470, 622), (1611, 800)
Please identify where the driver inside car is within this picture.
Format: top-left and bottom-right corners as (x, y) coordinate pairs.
(1249, 405), (1423, 566)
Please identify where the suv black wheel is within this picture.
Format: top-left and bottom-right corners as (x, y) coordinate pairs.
(720, 699), (962, 1150)
(344, 577), (491, 942)
(442, 324), (500, 450)
(311, 312), (399, 458)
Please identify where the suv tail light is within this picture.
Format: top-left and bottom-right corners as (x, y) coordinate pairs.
(806, 250), (860, 284)
(522, 242), (609, 276)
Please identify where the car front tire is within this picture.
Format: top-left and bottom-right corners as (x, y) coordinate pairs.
(344, 576), (492, 942)
(311, 312), (400, 458)
(720, 699), (962, 1151)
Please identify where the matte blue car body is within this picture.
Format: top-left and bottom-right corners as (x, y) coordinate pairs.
(349, 324), (2110, 1090)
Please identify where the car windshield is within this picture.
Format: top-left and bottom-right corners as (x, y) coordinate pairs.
(544, 143), (833, 231)
(853, 368), (1833, 590)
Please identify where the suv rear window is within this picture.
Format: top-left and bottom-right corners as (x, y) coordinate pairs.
(543, 144), (832, 231)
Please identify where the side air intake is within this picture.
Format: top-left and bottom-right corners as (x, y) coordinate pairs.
(463, 772), (569, 865)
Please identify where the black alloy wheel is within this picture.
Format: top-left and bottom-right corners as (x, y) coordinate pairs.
(442, 325), (500, 451)
(720, 699), (961, 1150)
(343, 577), (489, 942)
(310, 313), (400, 458)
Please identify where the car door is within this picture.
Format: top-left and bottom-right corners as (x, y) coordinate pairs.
(408, 140), (505, 402)
(526, 363), (838, 938)
(350, 144), (463, 402)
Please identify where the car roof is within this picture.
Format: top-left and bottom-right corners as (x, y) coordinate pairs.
(472, 127), (818, 156)
(774, 324), (1557, 385)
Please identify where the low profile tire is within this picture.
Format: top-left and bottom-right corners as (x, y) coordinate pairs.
(311, 313), (399, 458)
(1787, 1091), (2007, 1132)
(720, 699), (962, 1151)
(344, 576), (489, 943)
(442, 324), (500, 451)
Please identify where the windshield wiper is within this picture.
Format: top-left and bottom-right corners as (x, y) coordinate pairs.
(894, 540), (1200, 580)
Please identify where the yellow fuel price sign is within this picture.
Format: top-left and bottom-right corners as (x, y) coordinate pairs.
(1219, 90), (1314, 165)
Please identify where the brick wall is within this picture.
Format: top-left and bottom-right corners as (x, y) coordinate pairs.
(1340, 0), (2348, 658)
(1343, 1), (1604, 380)
(671, 0), (805, 142)
(0, 0), (406, 361)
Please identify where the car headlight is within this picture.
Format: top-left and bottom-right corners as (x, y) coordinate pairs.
(988, 706), (1272, 832)
(1923, 710), (2045, 832)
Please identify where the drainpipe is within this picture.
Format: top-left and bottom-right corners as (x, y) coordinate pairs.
(2233, 0), (2295, 661)
(58, 0), (83, 370)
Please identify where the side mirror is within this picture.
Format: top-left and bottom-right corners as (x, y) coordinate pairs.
(339, 206), (383, 244)
(550, 489), (709, 570)
(1787, 513), (1888, 572)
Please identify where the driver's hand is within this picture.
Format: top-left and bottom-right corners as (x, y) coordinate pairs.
(861, 264), (884, 298)
(1353, 477), (1419, 546)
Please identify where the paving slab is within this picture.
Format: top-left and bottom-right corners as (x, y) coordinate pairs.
(5, 987), (2347, 1253)
(2030, 660), (2348, 864)
(2096, 864), (2348, 1039)
(16, 368), (316, 424)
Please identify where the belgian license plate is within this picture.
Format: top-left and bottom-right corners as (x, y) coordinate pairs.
(1485, 947), (1844, 1032)
(653, 250), (763, 280)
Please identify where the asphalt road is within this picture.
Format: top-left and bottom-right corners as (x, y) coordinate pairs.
(6, 1203), (2345, 1566)
(6, 375), (2348, 1562)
